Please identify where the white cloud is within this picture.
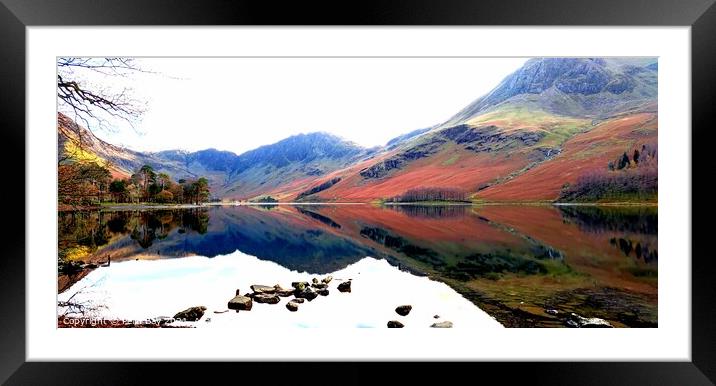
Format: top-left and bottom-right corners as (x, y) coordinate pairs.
(82, 57), (527, 155)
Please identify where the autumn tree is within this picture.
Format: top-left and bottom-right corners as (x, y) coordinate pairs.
(109, 179), (128, 202)
(155, 190), (174, 203)
(391, 187), (469, 203)
(138, 165), (156, 200)
(169, 183), (184, 203)
(157, 172), (172, 191)
(58, 163), (112, 206)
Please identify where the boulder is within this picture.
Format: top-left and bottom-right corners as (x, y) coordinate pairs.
(253, 294), (281, 304)
(433, 315), (440, 319)
(338, 281), (352, 293)
(274, 285), (295, 297)
(286, 301), (300, 312)
(291, 298), (305, 304)
(317, 288), (329, 296)
(311, 282), (328, 289)
(395, 305), (412, 316)
(322, 276), (333, 284)
(250, 285), (276, 294)
(292, 281), (309, 291)
(430, 321), (453, 328)
(228, 295), (253, 311)
(387, 321), (404, 328)
(565, 313), (612, 328)
(294, 288), (318, 301)
(173, 306), (207, 321)
(312, 278), (319, 284)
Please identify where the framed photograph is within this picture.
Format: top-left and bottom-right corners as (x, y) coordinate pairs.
(3, 0), (715, 384)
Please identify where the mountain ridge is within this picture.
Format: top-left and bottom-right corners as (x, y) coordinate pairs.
(58, 57), (658, 203)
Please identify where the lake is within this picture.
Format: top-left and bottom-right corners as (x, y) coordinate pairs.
(57, 204), (657, 328)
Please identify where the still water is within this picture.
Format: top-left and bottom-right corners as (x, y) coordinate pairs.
(58, 204), (657, 327)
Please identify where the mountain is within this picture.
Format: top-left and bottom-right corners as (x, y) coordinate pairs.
(441, 57), (657, 127)
(154, 132), (372, 199)
(58, 57), (658, 203)
(58, 114), (372, 199)
(57, 113), (196, 180)
(265, 57), (658, 202)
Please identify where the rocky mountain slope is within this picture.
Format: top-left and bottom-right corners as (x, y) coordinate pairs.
(265, 58), (657, 202)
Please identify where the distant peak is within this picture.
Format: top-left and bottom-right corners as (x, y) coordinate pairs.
(442, 57), (657, 125)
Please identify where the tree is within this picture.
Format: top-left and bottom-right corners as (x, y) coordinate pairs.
(57, 162), (111, 205)
(391, 187), (468, 203)
(633, 149), (640, 165)
(169, 183), (184, 203)
(155, 190), (174, 203)
(183, 182), (196, 204)
(109, 179), (128, 202)
(191, 178), (210, 204)
(78, 163), (112, 203)
(617, 152), (630, 170)
(138, 165), (156, 200)
(126, 183), (141, 203)
(157, 172), (172, 191)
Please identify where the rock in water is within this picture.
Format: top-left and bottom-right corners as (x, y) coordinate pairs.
(338, 281), (352, 293)
(250, 285), (276, 294)
(312, 282), (328, 289)
(395, 305), (412, 316)
(565, 313), (612, 328)
(294, 288), (318, 301)
(235, 289), (241, 295)
(387, 321), (404, 328)
(274, 285), (295, 297)
(228, 295), (253, 311)
(286, 300), (300, 312)
(291, 298), (305, 304)
(312, 278), (319, 284)
(173, 306), (207, 321)
(322, 276), (333, 284)
(317, 288), (329, 296)
(253, 294), (281, 304)
(433, 315), (440, 319)
(430, 321), (453, 328)
(292, 281), (309, 291)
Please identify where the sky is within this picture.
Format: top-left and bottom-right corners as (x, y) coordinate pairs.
(61, 57), (527, 155)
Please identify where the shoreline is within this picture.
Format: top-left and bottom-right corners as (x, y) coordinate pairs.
(57, 255), (503, 329)
(59, 200), (658, 211)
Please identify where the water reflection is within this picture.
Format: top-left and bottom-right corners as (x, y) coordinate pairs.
(386, 204), (469, 219)
(58, 204), (658, 327)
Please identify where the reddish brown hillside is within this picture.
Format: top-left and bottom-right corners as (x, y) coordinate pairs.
(476, 113), (657, 202)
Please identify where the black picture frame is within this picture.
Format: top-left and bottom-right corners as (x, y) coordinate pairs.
(1, 0), (714, 384)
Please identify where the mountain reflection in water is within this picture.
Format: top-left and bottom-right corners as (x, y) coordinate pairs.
(58, 204), (657, 327)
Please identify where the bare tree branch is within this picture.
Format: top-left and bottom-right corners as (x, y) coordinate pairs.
(57, 57), (147, 135)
